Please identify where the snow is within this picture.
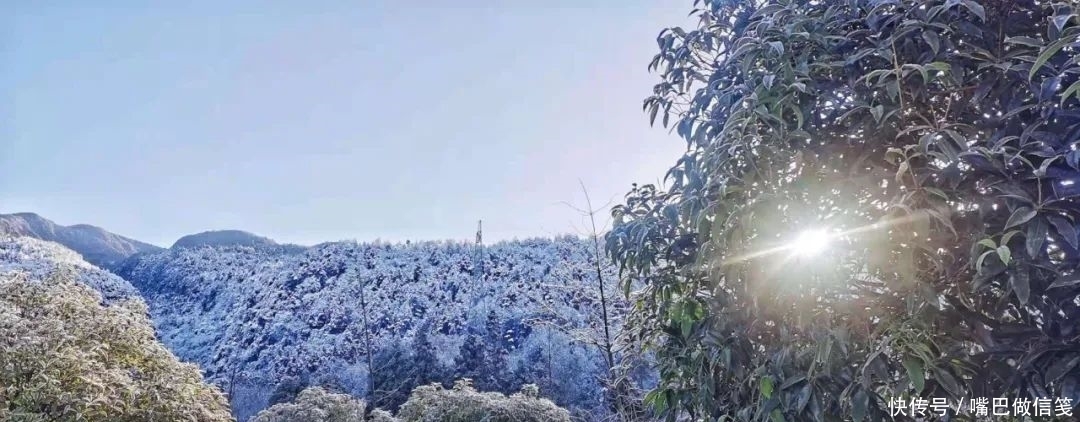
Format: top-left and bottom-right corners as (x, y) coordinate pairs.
(112, 235), (631, 419)
(0, 235), (139, 302)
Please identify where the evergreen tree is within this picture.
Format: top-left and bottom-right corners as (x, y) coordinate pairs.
(410, 325), (445, 386)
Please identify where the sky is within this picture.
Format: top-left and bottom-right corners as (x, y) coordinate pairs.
(2, 1), (692, 247)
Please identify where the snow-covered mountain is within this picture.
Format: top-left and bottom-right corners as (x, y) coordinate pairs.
(113, 236), (628, 420)
(172, 230), (281, 249)
(0, 235), (140, 302)
(0, 212), (162, 268)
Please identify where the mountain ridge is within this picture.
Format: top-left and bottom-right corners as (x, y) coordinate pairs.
(0, 212), (163, 268)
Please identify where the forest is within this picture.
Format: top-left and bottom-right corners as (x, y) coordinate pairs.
(3, 0), (1080, 421)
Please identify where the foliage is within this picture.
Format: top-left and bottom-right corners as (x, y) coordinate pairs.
(0, 269), (233, 422)
(369, 408), (401, 422)
(396, 379), (571, 422)
(250, 387), (369, 422)
(608, 0), (1080, 420)
(268, 375), (310, 406)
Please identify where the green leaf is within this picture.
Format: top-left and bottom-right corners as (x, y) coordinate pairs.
(760, 376), (775, 398)
(904, 357), (925, 393)
(1005, 207), (1037, 229)
(1002, 229), (1022, 247)
(1029, 38), (1070, 80)
(1062, 81), (1080, 105)
(997, 245), (1012, 266)
(976, 249), (995, 270)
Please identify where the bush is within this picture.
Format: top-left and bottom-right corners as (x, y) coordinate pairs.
(250, 387), (367, 422)
(396, 379), (570, 422)
(0, 269), (233, 422)
(368, 409), (400, 422)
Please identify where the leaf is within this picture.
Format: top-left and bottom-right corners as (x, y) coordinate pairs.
(1047, 355), (1080, 382)
(1005, 207), (1037, 229)
(760, 376), (775, 398)
(1011, 268), (1030, 305)
(795, 383), (812, 413)
(1002, 229), (1022, 247)
(1029, 38), (1069, 80)
(870, 105), (884, 122)
(1005, 36), (1044, 47)
(922, 30), (940, 55)
(997, 245), (1011, 266)
(768, 41), (784, 56)
(1048, 215), (1079, 249)
(1048, 274), (1080, 289)
(976, 249), (995, 270)
(960, 0), (985, 21)
(852, 389), (868, 422)
(1026, 217), (1048, 257)
(1052, 14), (1072, 33)
(904, 357), (925, 393)
(780, 375), (806, 389)
(1062, 80), (1080, 105)
(933, 367), (962, 397)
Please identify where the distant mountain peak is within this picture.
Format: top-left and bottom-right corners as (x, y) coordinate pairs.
(0, 212), (162, 268)
(171, 230), (277, 249)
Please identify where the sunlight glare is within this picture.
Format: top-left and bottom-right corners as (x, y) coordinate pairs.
(791, 229), (831, 257)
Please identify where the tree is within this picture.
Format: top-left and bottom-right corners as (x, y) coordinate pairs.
(250, 387), (367, 422)
(411, 325), (447, 387)
(268, 375), (310, 407)
(371, 339), (417, 411)
(0, 269), (233, 422)
(396, 379), (571, 422)
(607, 0), (1080, 420)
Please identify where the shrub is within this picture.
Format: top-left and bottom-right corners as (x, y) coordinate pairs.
(396, 379), (570, 422)
(368, 409), (400, 422)
(250, 387), (367, 422)
(0, 269), (233, 421)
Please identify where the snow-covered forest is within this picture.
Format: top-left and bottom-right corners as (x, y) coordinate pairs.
(108, 236), (645, 420)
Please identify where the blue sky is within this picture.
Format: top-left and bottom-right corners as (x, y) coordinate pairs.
(2, 1), (691, 247)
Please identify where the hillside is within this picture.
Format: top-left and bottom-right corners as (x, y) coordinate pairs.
(0, 212), (162, 268)
(0, 235), (139, 302)
(172, 230), (280, 249)
(113, 236), (634, 420)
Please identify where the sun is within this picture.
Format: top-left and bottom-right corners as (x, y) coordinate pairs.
(790, 229), (831, 257)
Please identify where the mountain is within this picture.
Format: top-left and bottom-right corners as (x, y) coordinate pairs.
(172, 230), (279, 249)
(113, 236), (636, 420)
(0, 212), (162, 268)
(0, 235), (139, 302)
